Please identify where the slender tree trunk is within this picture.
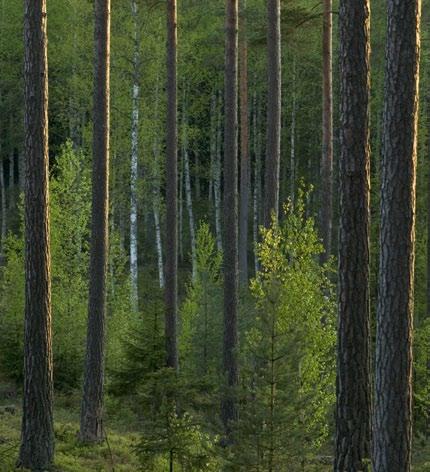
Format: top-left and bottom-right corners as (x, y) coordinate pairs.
(214, 92), (223, 253)
(252, 90), (261, 275)
(166, 0), (179, 371)
(239, 0), (249, 286)
(129, 0), (139, 311)
(264, 0), (281, 226)
(182, 98), (197, 281)
(319, 0), (333, 263)
(335, 1), (372, 469)
(179, 145), (184, 262)
(18, 0), (54, 468)
(209, 93), (217, 202)
(0, 159), (6, 248)
(290, 60), (296, 205)
(373, 2), (421, 470)
(152, 82), (165, 289)
(195, 151), (200, 200)
(80, 0), (110, 443)
(221, 0), (239, 439)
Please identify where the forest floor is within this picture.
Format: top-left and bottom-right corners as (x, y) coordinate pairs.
(1, 380), (430, 471)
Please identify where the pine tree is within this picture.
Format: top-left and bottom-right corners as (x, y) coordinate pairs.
(18, 0), (54, 468)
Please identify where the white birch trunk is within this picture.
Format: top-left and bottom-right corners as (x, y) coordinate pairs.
(129, 0), (139, 310)
(182, 101), (197, 281)
(290, 59), (297, 205)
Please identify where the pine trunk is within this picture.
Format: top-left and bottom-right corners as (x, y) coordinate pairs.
(335, 0), (371, 469)
(0, 159), (6, 249)
(320, 0), (333, 263)
(165, 0), (179, 371)
(264, 0), (281, 226)
(373, 1), (421, 470)
(80, 0), (110, 443)
(221, 0), (239, 439)
(214, 92), (223, 253)
(18, 0), (54, 468)
(239, 1), (249, 286)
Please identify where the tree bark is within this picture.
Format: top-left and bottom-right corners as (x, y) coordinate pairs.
(0, 159), (6, 250)
(239, 0), (249, 286)
(129, 0), (139, 311)
(373, 1), (421, 470)
(252, 90), (261, 275)
(214, 91), (223, 253)
(80, 0), (110, 443)
(221, 0), (239, 439)
(264, 0), (281, 227)
(320, 0), (333, 264)
(335, 0), (371, 469)
(165, 0), (179, 371)
(182, 97), (197, 281)
(18, 0), (54, 468)
(290, 60), (296, 205)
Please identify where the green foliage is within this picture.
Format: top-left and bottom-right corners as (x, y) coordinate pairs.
(180, 223), (223, 380)
(232, 193), (336, 471)
(0, 142), (131, 391)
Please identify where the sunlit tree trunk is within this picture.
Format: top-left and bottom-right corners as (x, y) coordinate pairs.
(18, 0), (54, 468)
(373, 1), (421, 470)
(320, 0), (333, 263)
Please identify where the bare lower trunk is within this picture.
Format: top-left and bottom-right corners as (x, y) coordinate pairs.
(80, 0), (110, 443)
(209, 94), (217, 202)
(373, 1), (421, 471)
(19, 1), (54, 468)
(335, 0), (371, 469)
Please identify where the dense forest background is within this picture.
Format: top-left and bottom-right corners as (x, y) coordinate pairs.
(0, 0), (429, 470)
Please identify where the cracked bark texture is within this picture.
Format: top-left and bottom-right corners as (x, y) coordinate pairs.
(264, 0), (281, 226)
(19, 0), (54, 468)
(80, 0), (110, 443)
(335, 0), (371, 470)
(165, 0), (179, 371)
(221, 0), (239, 439)
(373, 1), (421, 471)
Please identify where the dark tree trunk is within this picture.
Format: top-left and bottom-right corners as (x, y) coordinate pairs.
(335, 1), (371, 470)
(165, 0), (179, 371)
(264, 0), (281, 227)
(239, 0), (249, 286)
(80, 0), (110, 443)
(221, 0), (239, 439)
(319, 0), (333, 263)
(373, 1), (421, 470)
(18, 0), (54, 468)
